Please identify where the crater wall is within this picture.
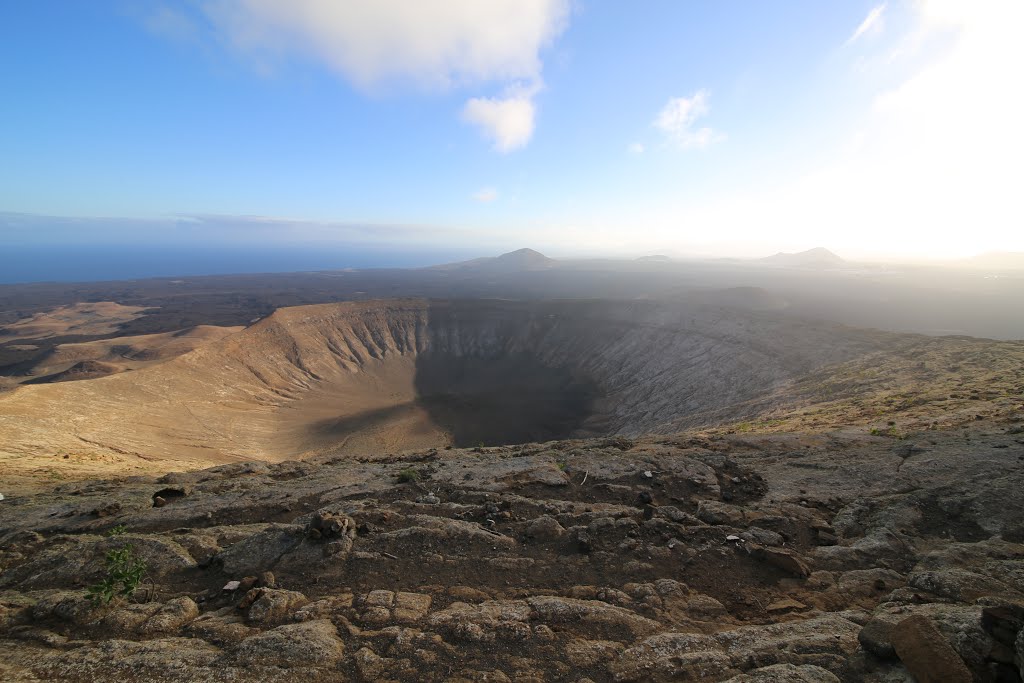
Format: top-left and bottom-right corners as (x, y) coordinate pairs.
(0, 299), (896, 474)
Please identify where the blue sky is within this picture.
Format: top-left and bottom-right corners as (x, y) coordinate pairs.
(1, 1), (1021, 259)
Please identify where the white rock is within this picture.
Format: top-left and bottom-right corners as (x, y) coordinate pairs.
(223, 580), (241, 591)
(726, 535), (742, 542)
(643, 471), (653, 478)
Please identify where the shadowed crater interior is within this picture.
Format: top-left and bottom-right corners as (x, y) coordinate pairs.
(414, 352), (601, 447)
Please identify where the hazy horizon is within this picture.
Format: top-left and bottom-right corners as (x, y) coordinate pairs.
(2, 2), (1022, 262)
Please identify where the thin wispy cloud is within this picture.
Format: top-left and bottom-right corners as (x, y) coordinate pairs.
(627, 142), (645, 154)
(846, 4), (886, 45)
(653, 90), (723, 149)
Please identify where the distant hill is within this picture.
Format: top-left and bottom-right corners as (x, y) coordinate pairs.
(432, 248), (556, 272)
(24, 359), (122, 384)
(761, 247), (845, 268)
(635, 255), (672, 262)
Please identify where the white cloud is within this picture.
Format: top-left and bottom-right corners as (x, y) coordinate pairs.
(473, 187), (499, 202)
(653, 90), (723, 149)
(201, 0), (569, 89)
(199, 1), (568, 152)
(846, 4), (886, 45)
(462, 91), (536, 152)
(627, 142), (645, 154)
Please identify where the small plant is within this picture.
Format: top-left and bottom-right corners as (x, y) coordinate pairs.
(87, 544), (147, 606)
(106, 524), (128, 537)
(396, 468), (421, 484)
(555, 460), (568, 471)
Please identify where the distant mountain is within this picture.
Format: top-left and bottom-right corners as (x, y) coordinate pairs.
(635, 255), (673, 262)
(431, 248), (556, 272)
(761, 247), (846, 268)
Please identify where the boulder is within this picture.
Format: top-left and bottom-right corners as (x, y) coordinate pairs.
(97, 535), (197, 579)
(857, 618), (896, 659)
(908, 569), (1018, 602)
(525, 516), (567, 541)
(187, 608), (256, 645)
(751, 546), (811, 578)
(527, 596), (661, 641)
(231, 619), (345, 667)
(394, 591), (432, 624)
(215, 524), (304, 575)
(353, 646), (387, 679)
(697, 500), (746, 526)
(741, 527), (785, 547)
(685, 594), (729, 619)
(174, 533), (221, 566)
(428, 600), (532, 642)
(139, 597), (199, 635)
(890, 614), (972, 683)
(243, 588), (309, 626)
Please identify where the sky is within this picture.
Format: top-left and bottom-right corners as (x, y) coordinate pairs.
(1, 1), (1022, 261)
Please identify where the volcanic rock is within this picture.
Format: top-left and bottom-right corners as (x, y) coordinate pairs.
(890, 614), (973, 682)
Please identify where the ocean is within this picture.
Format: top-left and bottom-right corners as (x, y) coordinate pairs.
(0, 245), (482, 284)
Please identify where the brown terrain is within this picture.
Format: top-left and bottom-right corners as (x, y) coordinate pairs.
(0, 325), (243, 390)
(0, 302), (154, 343)
(0, 296), (1022, 681)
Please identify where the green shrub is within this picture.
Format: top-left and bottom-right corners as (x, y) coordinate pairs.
(396, 468), (421, 484)
(87, 544), (147, 605)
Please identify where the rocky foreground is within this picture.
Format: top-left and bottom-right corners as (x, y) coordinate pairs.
(1, 424), (1023, 681)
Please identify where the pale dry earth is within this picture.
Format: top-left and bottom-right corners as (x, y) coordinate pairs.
(0, 325), (243, 391)
(0, 303), (153, 343)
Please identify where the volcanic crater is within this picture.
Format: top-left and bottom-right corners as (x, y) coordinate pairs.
(0, 299), (893, 474)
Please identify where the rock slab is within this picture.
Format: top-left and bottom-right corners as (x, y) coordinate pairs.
(891, 614), (972, 683)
